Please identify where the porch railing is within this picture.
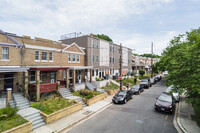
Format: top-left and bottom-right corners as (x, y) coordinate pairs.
(40, 83), (57, 93)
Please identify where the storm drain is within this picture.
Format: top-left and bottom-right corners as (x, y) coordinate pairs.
(83, 110), (92, 115)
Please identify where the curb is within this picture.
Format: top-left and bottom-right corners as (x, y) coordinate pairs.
(57, 101), (113, 133)
(174, 95), (187, 133)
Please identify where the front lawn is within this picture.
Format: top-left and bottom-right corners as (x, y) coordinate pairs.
(0, 107), (27, 132)
(116, 78), (136, 87)
(101, 82), (119, 91)
(72, 89), (103, 99)
(31, 97), (76, 115)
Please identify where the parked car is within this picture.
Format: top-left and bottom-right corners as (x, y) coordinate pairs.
(150, 78), (155, 85)
(165, 85), (180, 102)
(130, 85), (144, 95)
(112, 90), (132, 104)
(154, 92), (176, 113)
(140, 79), (151, 89)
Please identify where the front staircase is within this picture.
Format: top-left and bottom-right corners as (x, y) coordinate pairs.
(59, 88), (86, 107)
(11, 93), (45, 130)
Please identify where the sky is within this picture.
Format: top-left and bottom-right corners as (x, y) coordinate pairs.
(0, 0), (200, 55)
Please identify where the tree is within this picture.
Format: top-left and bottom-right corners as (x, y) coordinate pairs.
(93, 34), (113, 42)
(157, 28), (200, 105)
(139, 70), (145, 76)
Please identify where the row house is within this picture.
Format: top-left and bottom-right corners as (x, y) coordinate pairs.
(132, 55), (159, 73)
(60, 33), (132, 80)
(0, 30), (92, 101)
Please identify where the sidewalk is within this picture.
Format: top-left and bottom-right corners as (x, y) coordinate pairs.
(176, 95), (200, 133)
(31, 95), (113, 133)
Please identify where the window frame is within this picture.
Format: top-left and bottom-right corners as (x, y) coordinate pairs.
(35, 51), (40, 62)
(68, 54), (71, 63)
(41, 51), (48, 62)
(72, 54), (76, 63)
(77, 55), (80, 63)
(96, 56), (98, 62)
(49, 52), (53, 62)
(1, 47), (9, 61)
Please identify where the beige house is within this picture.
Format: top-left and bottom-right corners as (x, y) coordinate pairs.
(0, 31), (92, 101)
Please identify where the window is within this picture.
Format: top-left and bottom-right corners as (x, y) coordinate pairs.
(92, 40), (95, 48)
(30, 71), (35, 82)
(41, 52), (47, 61)
(96, 56), (98, 62)
(92, 70), (94, 76)
(113, 47), (114, 52)
(72, 54), (76, 62)
(119, 48), (120, 54)
(110, 46), (112, 52)
(113, 58), (114, 63)
(77, 55), (80, 63)
(96, 69), (98, 76)
(35, 51), (40, 61)
(49, 52), (53, 61)
(2, 47), (9, 60)
(92, 55), (94, 62)
(96, 42), (98, 49)
(110, 57), (112, 63)
(68, 54), (71, 62)
(110, 69), (112, 74)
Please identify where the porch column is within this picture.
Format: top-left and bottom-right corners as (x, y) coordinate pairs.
(66, 69), (69, 88)
(83, 70), (87, 89)
(6, 88), (12, 107)
(72, 69), (76, 91)
(36, 70), (40, 102)
(90, 69), (92, 83)
(24, 72), (29, 98)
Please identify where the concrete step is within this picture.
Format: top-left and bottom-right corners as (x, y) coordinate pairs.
(26, 112), (40, 120)
(32, 121), (45, 130)
(31, 115), (43, 123)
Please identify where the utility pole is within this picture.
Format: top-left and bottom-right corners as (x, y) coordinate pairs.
(151, 42), (153, 78)
(120, 43), (122, 91)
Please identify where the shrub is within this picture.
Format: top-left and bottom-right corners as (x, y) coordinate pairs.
(96, 77), (99, 81)
(0, 107), (18, 120)
(139, 70), (145, 76)
(79, 90), (94, 99)
(101, 78), (104, 81)
(69, 99), (77, 104)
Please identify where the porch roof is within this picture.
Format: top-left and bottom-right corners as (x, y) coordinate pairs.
(29, 66), (69, 71)
(69, 66), (93, 70)
(0, 66), (29, 73)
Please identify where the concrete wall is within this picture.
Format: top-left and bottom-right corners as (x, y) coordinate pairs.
(93, 80), (109, 89)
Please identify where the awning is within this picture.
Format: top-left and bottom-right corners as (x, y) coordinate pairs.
(0, 66), (29, 73)
(69, 66), (93, 70)
(29, 66), (69, 71)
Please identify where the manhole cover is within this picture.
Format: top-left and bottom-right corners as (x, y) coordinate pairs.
(136, 120), (143, 124)
(83, 111), (92, 115)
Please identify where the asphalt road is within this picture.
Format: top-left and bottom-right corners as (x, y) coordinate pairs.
(66, 79), (177, 133)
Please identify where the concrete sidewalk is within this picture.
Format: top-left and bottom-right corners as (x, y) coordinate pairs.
(176, 95), (200, 133)
(31, 95), (113, 133)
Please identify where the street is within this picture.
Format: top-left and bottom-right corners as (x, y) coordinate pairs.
(66, 79), (177, 133)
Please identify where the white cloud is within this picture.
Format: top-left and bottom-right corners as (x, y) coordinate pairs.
(120, 31), (178, 55)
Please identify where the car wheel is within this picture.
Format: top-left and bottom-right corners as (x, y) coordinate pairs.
(124, 99), (127, 104)
(130, 95), (133, 99)
(150, 85), (152, 87)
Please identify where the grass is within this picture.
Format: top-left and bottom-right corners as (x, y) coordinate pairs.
(191, 103), (200, 127)
(0, 108), (27, 132)
(116, 78), (136, 87)
(101, 82), (119, 91)
(72, 89), (103, 99)
(31, 96), (75, 115)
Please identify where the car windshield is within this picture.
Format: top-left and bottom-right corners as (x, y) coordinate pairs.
(132, 85), (139, 90)
(117, 91), (125, 96)
(158, 93), (172, 102)
(141, 79), (148, 82)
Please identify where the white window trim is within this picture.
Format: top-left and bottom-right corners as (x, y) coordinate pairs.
(35, 51), (40, 62)
(30, 72), (42, 83)
(1, 59), (9, 61)
(41, 51), (48, 61)
(68, 54), (71, 63)
(72, 54), (76, 63)
(49, 52), (53, 62)
(77, 55), (80, 63)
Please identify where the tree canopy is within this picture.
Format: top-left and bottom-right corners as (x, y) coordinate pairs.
(158, 28), (200, 105)
(140, 53), (161, 58)
(93, 34), (113, 42)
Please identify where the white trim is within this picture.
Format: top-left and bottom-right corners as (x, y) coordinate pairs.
(25, 44), (61, 52)
(49, 52), (53, 62)
(41, 60), (48, 62)
(34, 60), (40, 62)
(64, 51), (85, 55)
(72, 54), (76, 63)
(62, 42), (85, 55)
(1, 59), (9, 61)
(41, 51), (48, 61)
(68, 54), (71, 63)
(35, 50), (40, 61)
(77, 55), (80, 63)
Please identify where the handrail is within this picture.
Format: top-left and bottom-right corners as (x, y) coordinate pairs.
(11, 92), (17, 107)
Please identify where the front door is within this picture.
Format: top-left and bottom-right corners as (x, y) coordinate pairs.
(50, 72), (55, 83)
(4, 73), (14, 91)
